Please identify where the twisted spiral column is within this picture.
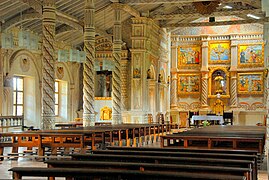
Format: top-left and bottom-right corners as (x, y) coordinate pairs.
(41, 0), (56, 130)
(230, 75), (238, 107)
(112, 7), (122, 125)
(201, 74), (208, 107)
(170, 72), (178, 108)
(121, 59), (128, 111)
(83, 0), (95, 127)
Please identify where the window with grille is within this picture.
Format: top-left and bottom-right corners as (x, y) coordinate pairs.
(13, 76), (24, 116)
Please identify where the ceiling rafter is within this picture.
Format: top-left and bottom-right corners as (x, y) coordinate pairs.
(2, 13), (41, 30)
(163, 17), (269, 28)
(153, 9), (264, 20)
(122, 0), (219, 5)
(111, 3), (140, 17)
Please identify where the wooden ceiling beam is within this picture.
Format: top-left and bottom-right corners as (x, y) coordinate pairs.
(153, 9), (264, 20)
(163, 17), (269, 28)
(122, 0), (219, 5)
(111, 3), (140, 17)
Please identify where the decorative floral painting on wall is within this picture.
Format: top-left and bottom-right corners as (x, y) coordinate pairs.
(178, 45), (201, 67)
(238, 44), (264, 68)
(209, 41), (230, 64)
(238, 72), (263, 94)
(177, 73), (200, 95)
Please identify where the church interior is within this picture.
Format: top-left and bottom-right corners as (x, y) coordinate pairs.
(0, 0), (268, 179)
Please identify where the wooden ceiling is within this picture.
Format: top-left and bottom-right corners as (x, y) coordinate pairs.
(0, 0), (266, 47)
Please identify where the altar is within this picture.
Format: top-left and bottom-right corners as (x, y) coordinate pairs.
(191, 115), (224, 125)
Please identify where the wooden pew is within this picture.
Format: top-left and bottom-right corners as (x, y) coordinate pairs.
(89, 149), (257, 180)
(70, 153), (254, 176)
(45, 159), (252, 180)
(9, 167), (247, 180)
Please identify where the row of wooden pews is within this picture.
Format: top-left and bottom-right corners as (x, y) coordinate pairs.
(0, 123), (169, 160)
(9, 146), (256, 180)
(160, 126), (266, 158)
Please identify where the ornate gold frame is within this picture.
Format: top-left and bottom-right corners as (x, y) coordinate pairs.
(177, 45), (201, 68)
(237, 43), (264, 68)
(177, 73), (200, 95)
(208, 67), (230, 98)
(208, 41), (230, 64)
(237, 72), (264, 95)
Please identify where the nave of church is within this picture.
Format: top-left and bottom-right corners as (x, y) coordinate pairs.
(0, 0), (269, 179)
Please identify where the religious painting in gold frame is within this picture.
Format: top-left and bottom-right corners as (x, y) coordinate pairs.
(177, 73), (200, 95)
(238, 43), (264, 68)
(208, 41), (230, 64)
(237, 72), (263, 95)
(178, 45), (201, 68)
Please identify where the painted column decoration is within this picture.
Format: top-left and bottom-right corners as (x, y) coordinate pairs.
(121, 57), (128, 111)
(263, 22), (269, 172)
(112, 5), (122, 124)
(201, 38), (209, 108)
(230, 41), (238, 107)
(0, 48), (3, 115)
(170, 72), (178, 108)
(170, 42), (178, 109)
(230, 72), (238, 107)
(83, 0), (96, 127)
(201, 73), (208, 108)
(41, 0), (56, 129)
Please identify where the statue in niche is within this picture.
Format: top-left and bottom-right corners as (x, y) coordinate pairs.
(95, 71), (112, 97)
(133, 68), (141, 78)
(147, 69), (151, 79)
(100, 106), (112, 120)
(213, 71), (225, 94)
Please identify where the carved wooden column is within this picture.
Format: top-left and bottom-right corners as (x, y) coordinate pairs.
(41, 0), (56, 129)
(0, 46), (3, 115)
(201, 37), (209, 108)
(83, 0), (96, 127)
(121, 51), (128, 111)
(112, 4), (122, 124)
(170, 42), (178, 109)
(230, 39), (238, 107)
(263, 22), (269, 170)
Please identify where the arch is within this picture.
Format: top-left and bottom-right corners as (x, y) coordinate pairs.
(208, 67), (230, 98)
(9, 49), (41, 82)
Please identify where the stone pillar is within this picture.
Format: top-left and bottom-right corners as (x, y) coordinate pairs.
(112, 5), (122, 125)
(230, 41), (238, 108)
(201, 36), (209, 72)
(83, 0), (96, 127)
(41, 0), (56, 129)
(121, 54), (128, 111)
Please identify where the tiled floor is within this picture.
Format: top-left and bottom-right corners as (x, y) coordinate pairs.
(0, 146), (268, 180)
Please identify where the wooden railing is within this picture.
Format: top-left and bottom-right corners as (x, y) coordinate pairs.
(0, 116), (24, 132)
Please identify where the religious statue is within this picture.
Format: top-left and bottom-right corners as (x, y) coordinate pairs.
(4, 73), (12, 87)
(214, 71), (224, 94)
(213, 99), (224, 115)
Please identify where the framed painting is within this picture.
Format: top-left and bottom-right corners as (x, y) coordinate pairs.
(209, 41), (230, 64)
(178, 45), (201, 68)
(237, 72), (263, 95)
(177, 73), (200, 95)
(238, 43), (264, 68)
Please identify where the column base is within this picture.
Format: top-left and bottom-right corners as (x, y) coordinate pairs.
(83, 113), (95, 127)
(112, 114), (122, 125)
(41, 115), (55, 130)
